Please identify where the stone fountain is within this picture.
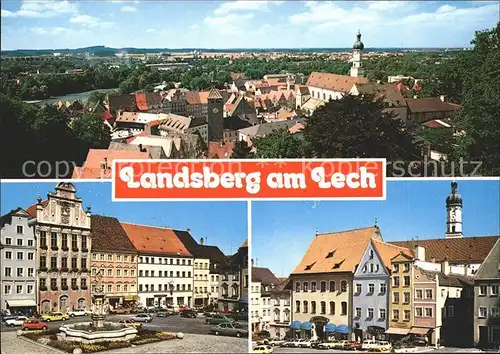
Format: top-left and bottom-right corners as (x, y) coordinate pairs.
(57, 271), (137, 344)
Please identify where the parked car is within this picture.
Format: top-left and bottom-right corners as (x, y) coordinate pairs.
(280, 339), (294, 347)
(374, 341), (392, 351)
(180, 309), (197, 318)
(40, 312), (69, 322)
(108, 307), (133, 315)
(156, 311), (171, 317)
(131, 313), (153, 323)
(362, 339), (378, 350)
(317, 340), (340, 349)
(119, 319), (142, 329)
(252, 345), (273, 353)
(210, 322), (248, 338)
(346, 341), (362, 350)
(367, 348), (393, 353)
(410, 337), (428, 347)
(203, 311), (217, 318)
(6, 316), (28, 327)
(22, 319), (48, 331)
(231, 313), (248, 321)
(268, 339), (285, 347)
(1, 314), (17, 322)
(208, 315), (234, 325)
(299, 339), (319, 348)
(290, 339), (306, 347)
(68, 309), (90, 317)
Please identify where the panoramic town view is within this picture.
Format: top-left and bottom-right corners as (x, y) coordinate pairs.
(1, 1), (499, 178)
(252, 180), (500, 352)
(0, 182), (249, 353)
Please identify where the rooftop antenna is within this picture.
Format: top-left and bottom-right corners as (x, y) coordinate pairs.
(374, 218), (378, 227)
(315, 227), (319, 236)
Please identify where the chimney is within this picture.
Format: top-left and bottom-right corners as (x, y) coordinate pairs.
(415, 246), (426, 261)
(441, 260), (450, 275)
(439, 95), (445, 102)
(200, 237), (204, 245)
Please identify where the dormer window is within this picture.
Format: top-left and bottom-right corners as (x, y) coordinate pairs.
(332, 259), (345, 269)
(326, 250), (336, 258)
(304, 262), (316, 271)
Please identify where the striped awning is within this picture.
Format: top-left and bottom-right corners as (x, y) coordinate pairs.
(386, 327), (410, 335)
(336, 324), (349, 334)
(7, 299), (37, 307)
(289, 321), (301, 330)
(409, 327), (430, 335)
(324, 323), (336, 333)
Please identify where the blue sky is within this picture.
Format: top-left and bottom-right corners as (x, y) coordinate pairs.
(0, 182), (248, 256)
(1, 1), (498, 50)
(252, 180), (500, 277)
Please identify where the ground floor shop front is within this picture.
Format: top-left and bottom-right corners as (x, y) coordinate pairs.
(107, 294), (138, 309)
(2, 299), (37, 317)
(288, 316), (350, 341)
(139, 293), (192, 308)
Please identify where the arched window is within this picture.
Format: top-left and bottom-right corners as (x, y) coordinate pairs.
(303, 282), (309, 292)
(341, 301), (347, 315)
(296, 300), (301, 313)
(77, 298), (85, 309)
(274, 308), (281, 321)
(323, 93), (326, 100)
(311, 281), (317, 292)
(452, 226), (456, 232)
(329, 301), (335, 315)
(41, 300), (51, 314)
(329, 281), (336, 292)
(321, 301), (326, 314)
(303, 301), (308, 313)
(311, 301), (317, 314)
(341, 280), (348, 292)
(295, 282), (300, 292)
(320, 281), (327, 292)
(59, 295), (68, 312)
(284, 309), (290, 322)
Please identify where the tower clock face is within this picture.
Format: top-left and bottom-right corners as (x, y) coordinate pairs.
(212, 107), (219, 114)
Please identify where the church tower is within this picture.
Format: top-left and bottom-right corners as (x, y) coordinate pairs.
(445, 181), (463, 238)
(207, 87), (224, 142)
(350, 30), (365, 78)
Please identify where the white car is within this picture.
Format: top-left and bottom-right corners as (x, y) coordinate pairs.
(68, 309), (90, 317)
(6, 316), (28, 327)
(291, 339), (306, 347)
(299, 339), (317, 348)
(362, 339), (377, 350)
(317, 341), (339, 349)
(376, 340), (392, 350)
(268, 339), (285, 347)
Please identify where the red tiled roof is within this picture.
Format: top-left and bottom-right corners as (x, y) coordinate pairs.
(72, 149), (150, 179)
(120, 222), (192, 257)
(26, 200), (48, 219)
(306, 72), (369, 93)
(91, 215), (138, 253)
(405, 98), (460, 113)
(423, 120), (451, 128)
(389, 236), (500, 263)
(135, 92), (148, 111)
(208, 142), (234, 159)
(292, 226), (382, 275)
(103, 111), (113, 121)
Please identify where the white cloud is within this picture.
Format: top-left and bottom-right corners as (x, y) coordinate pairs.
(190, 24), (199, 30)
(120, 6), (137, 12)
(31, 26), (84, 35)
(214, 0), (283, 15)
(70, 15), (114, 28)
(1, 0), (78, 18)
(436, 4), (456, 14)
(204, 13), (254, 34)
(145, 28), (155, 33)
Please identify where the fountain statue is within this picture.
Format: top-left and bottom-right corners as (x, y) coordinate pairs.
(57, 270), (138, 344)
(310, 323), (318, 341)
(90, 271), (106, 328)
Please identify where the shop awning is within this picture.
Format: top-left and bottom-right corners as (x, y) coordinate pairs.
(409, 327), (431, 335)
(124, 295), (138, 301)
(336, 324), (349, 334)
(289, 321), (301, 330)
(385, 327), (410, 335)
(324, 323), (336, 333)
(300, 322), (312, 330)
(7, 299), (37, 307)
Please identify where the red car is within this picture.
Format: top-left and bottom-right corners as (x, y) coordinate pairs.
(346, 341), (362, 350)
(22, 319), (48, 331)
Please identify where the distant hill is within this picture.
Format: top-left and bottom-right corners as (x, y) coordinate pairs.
(1, 45), (458, 57)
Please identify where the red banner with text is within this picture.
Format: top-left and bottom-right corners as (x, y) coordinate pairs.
(112, 159), (386, 201)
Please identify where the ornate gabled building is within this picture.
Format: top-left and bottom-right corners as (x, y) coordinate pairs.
(218, 240), (248, 313)
(27, 183), (92, 313)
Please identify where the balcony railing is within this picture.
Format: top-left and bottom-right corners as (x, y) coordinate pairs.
(82, 248), (88, 253)
(40, 245), (48, 250)
(39, 267), (48, 272)
(72, 248), (79, 252)
(50, 286), (58, 291)
(81, 268), (89, 273)
(61, 285), (68, 290)
(51, 246), (59, 251)
(61, 267), (69, 272)
(71, 268), (79, 272)
(39, 285), (48, 291)
(81, 285), (88, 290)
(71, 285), (79, 291)
(50, 267), (58, 272)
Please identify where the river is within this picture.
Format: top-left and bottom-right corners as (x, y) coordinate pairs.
(25, 88), (119, 106)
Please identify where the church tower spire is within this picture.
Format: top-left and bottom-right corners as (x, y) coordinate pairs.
(350, 29), (364, 78)
(445, 180), (463, 238)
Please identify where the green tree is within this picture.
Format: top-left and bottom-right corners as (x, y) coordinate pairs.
(71, 113), (111, 152)
(252, 129), (308, 158)
(305, 95), (417, 161)
(231, 140), (254, 158)
(86, 91), (106, 108)
(453, 22), (500, 175)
